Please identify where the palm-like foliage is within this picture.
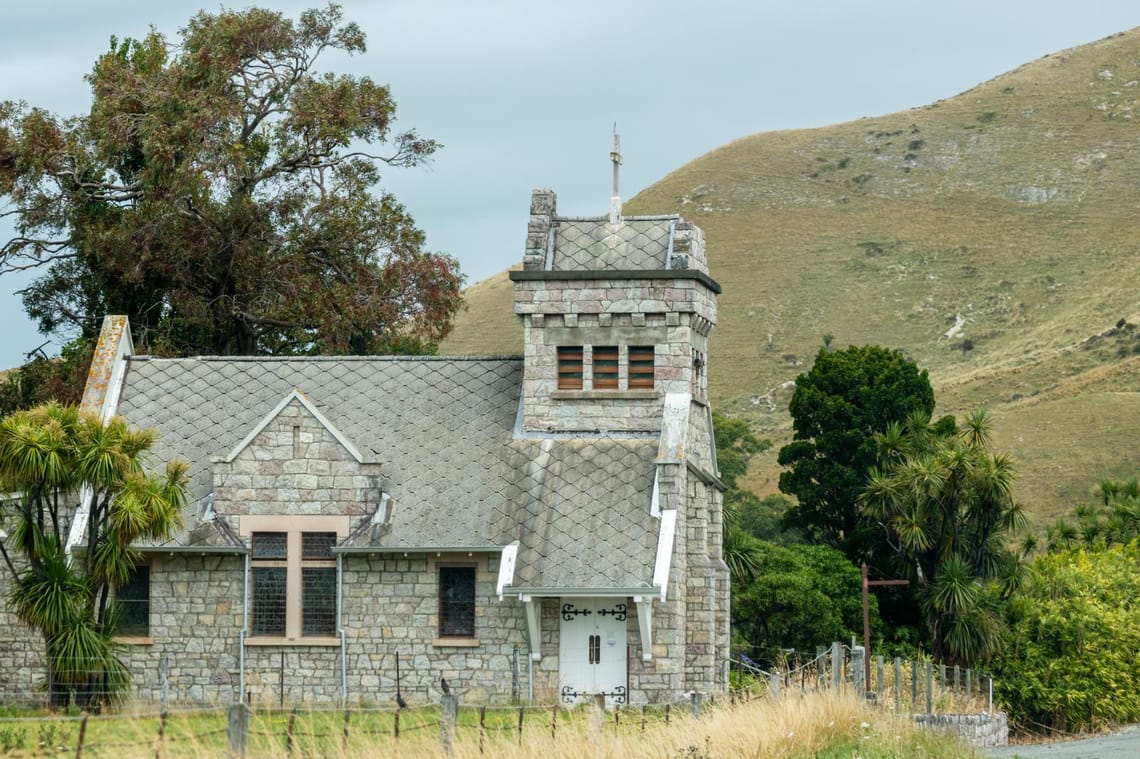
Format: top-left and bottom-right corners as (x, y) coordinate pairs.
(1046, 478), (1140, 551)
(0, 403), (184, 707)
(859, 409), (1023, 666)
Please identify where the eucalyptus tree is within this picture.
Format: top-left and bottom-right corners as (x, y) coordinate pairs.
(860, 409), (1026, 665)
(0, 404), (184, 705)
(0, 4), (462, 357)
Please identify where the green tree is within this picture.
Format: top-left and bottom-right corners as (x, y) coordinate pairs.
(0, 339), (93, 418)
(993, 542), (1140, 732)
(0, 404), (185, 706)
(732, 541), (878, 665)
(777, 345), (935, 561)
(0, 4), (462, 358)
(711, 410), (771, 584)
(860, 409), (1026, 665)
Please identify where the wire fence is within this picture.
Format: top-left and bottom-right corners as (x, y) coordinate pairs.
(728, 643), (993, 715)
(0, 694), (710, 757)
(0, 647), (996, 757)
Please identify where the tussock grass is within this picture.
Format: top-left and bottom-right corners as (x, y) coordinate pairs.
(441, 28), (1140, 527)
(0, 690), (983, 758)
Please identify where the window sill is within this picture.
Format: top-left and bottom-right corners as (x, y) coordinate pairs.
(552, 390), (659, 401)
(114, 635), (154, 646)
(245, 636), (341, 647)
(433, 637), (480, 648)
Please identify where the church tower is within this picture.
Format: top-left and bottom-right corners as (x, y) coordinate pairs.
(509, 189), (720, 437)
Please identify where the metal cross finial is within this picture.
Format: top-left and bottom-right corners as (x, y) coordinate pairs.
(609, 124), (622, 223)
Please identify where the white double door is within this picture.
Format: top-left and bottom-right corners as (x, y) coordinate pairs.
(558, 597), (628, 707)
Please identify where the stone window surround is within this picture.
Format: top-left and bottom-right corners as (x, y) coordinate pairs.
(115, 557), (160, 646)
(239, 514), (350, 646)
(433, 559), (480, 648)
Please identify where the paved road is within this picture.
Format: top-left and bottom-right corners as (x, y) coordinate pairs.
(986, 725), (1140, 758)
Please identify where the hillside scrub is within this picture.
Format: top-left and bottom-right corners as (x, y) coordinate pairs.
(992, 541), (1140, 732)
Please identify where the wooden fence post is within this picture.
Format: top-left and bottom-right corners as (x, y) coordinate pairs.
(394, 708), (400, 741)
(830, 642), (842, 687)
(518, 706), (525, 746)
(439, 693), (458, 756)
(550, 704), (556, 740)
(590, 695), (606, 737)
(665, 703), (671, 725)
(155, 710), (168, 759)
(480, 705), (487, 755)
(910, 659), (918, 712)
(893, 658), (901, 712)
(74, 713), (89, 759)
(641, 705), (647, 734)
(227, 703), (249, 758)
(876, 656), (884, 701)
(769, 671), (780, 701)
(286, 708), (297, 756)
(924, 662), (933, 716)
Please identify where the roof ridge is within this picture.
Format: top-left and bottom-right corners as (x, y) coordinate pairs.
(128, 354), (524, 363)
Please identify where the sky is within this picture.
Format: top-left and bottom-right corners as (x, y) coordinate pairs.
(1, 0), (1138, 369)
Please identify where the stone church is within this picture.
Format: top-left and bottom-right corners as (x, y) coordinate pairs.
(7, 188), (728, 707)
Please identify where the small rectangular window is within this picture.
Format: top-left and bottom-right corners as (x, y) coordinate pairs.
(117, 564), (150, 637)
(628, 345), (655, 389)
(302, 567), (337, 636)
(252, 567), (288, 636)
(557, 347), (583, 389)
(593, 346), (619, 390)
(252, 532), (288, 559)
(439, 566), (476, 637)
(302, 532), (337, 559)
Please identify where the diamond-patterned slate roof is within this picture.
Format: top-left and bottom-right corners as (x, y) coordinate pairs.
(116, 354), (662, 591)
(551, 218), (674, 271)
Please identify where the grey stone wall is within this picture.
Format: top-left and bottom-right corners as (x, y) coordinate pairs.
(123, 553), (245, 704)
(913, 712), (1009, 748)
(212, 397), (382, 518)
(0, 597), (46, 703)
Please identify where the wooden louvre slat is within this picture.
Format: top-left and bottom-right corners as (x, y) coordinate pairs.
(557, 346), (583, 389)
(593, 346), (619, 389)
(628, 345), (655, 388)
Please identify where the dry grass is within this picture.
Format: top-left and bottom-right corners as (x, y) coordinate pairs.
(440, 28), (1140, 528)
(0, 690), (984, 758)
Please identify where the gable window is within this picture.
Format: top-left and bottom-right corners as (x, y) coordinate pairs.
(557, 346), (584, 389)
(301, 532), (337, 636)
(252, 532), (288, 636)
(628, 345), (655, 389)
(117, 564), (151, 637)
(438, 566), (476, 638)
(245, 516), (347, 643)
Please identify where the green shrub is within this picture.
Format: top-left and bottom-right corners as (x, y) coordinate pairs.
(732, 542), (879, 664)
(993, 541), (1140, 731)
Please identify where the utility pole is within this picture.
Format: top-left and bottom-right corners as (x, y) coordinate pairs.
(861, 562), (908, 693)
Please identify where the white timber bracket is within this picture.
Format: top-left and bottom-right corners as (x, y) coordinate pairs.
(633, 595), (655, 661)
(520, 595), (542, 662)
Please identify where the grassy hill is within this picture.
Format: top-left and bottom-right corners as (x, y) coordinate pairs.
(442, 29), (1140, 529)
